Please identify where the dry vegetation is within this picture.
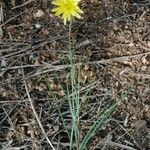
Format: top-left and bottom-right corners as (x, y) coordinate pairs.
(0, 0), (150, 150)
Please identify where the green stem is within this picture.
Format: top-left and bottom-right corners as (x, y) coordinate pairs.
(68, 20), (80, 150)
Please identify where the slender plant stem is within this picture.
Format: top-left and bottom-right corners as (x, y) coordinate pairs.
(68, 20), (80, 150)
(68, 20), (74, 150)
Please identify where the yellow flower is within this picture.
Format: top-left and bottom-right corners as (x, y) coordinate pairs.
(51, 0), (83, 25)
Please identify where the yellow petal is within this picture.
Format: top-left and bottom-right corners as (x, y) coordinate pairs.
(52, 0), (62, 6)
(51, 0), (83, 25)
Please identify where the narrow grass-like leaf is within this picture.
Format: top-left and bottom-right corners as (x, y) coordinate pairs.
(80, 103), (117, 150)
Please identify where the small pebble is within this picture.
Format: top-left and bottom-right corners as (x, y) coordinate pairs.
(0, 58), (7, 67)
(35, 23), (41, 29)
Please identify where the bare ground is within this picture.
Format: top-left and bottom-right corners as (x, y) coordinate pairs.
(0, 0), (150, 150)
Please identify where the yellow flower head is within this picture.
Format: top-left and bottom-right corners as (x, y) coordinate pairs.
(51, 0), (83, 25)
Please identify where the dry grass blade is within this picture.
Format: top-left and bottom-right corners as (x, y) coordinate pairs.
(0, 1), (3, 38)
(21, 66), (55, 150)
(106, 141), (138, 150)
(11, 0), (34, 10)
(0, 11), (25, 28)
